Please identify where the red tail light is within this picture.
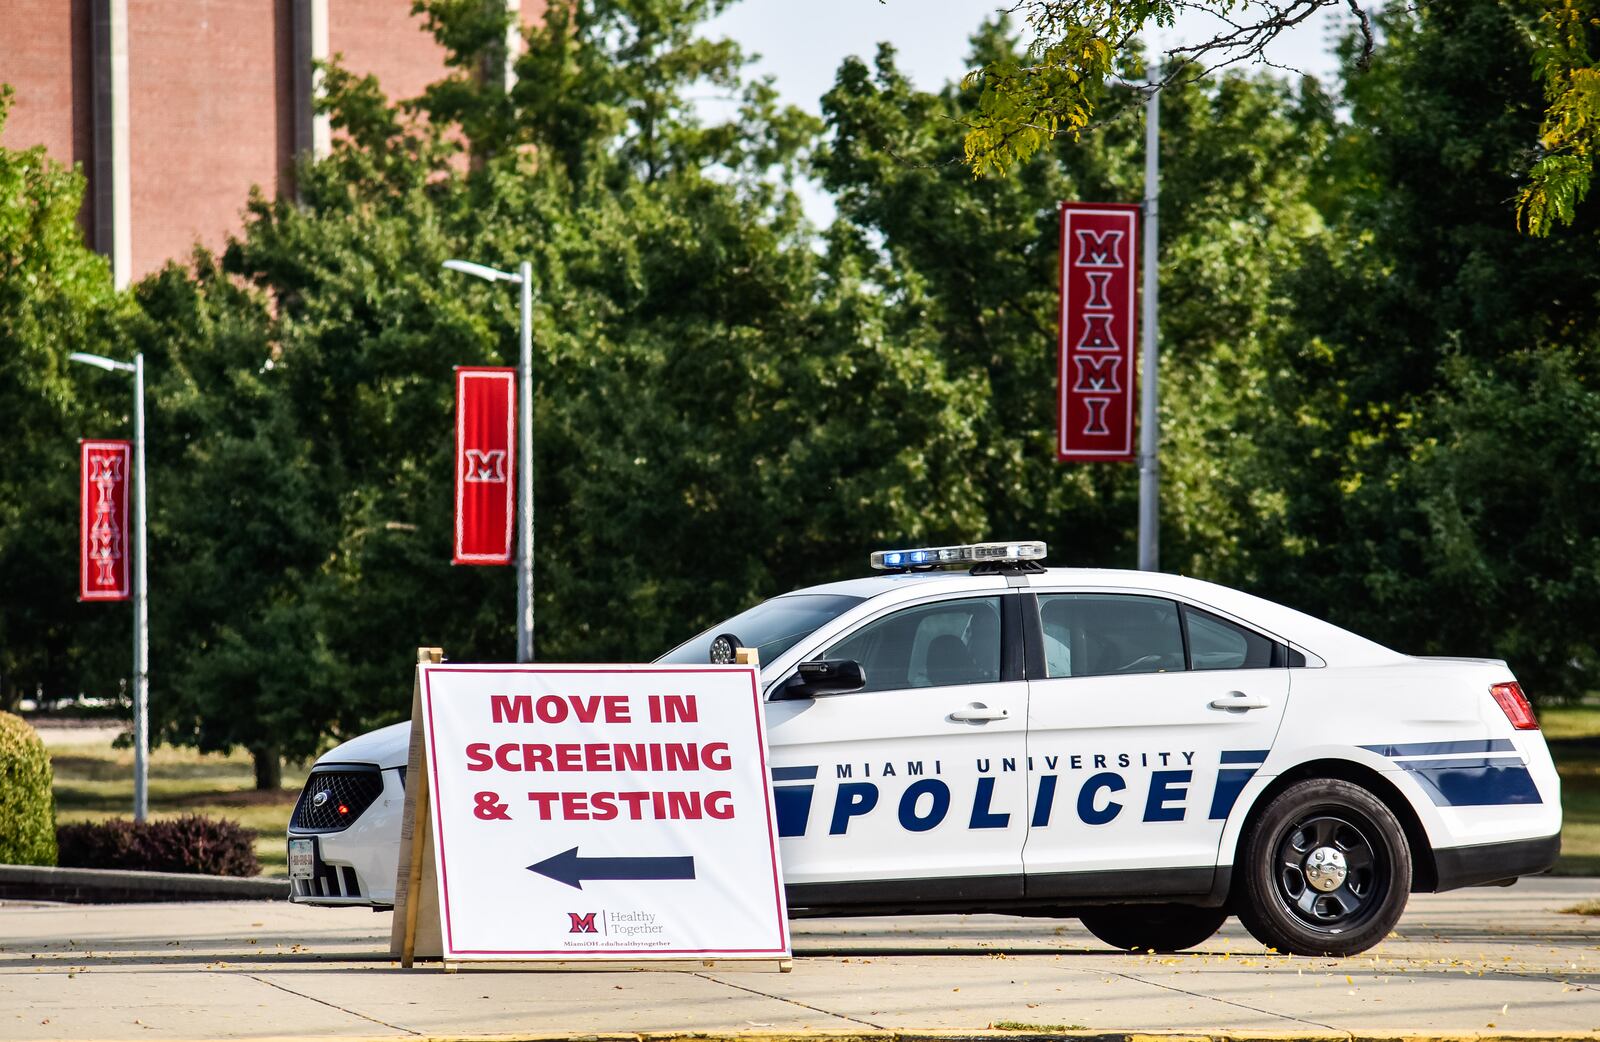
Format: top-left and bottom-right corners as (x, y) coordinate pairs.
(1490, 682), (1538, 730)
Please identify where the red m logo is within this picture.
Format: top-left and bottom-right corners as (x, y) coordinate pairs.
(464, 448), (507, 483)
(1073, 355), (1122, 393)
(1074, 228), (1126, 267)
(567, 912), (598, 934)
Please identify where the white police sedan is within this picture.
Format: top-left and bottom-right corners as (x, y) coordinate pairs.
(288, 541), (1560, 956)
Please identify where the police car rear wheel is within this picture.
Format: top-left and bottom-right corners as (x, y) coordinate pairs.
(1236, 779), (1411, 957)
(1077, 905), (1228, 953)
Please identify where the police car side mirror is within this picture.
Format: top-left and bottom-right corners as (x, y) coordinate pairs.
(781, 659), (867, 699)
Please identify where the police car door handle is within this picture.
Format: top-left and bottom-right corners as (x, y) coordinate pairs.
(948, 703), (1010, 722)
(1210, 691), (1271, 711)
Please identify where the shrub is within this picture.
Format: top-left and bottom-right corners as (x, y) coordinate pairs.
(0, 711), (57, 865)
(56, 815), (259, 877)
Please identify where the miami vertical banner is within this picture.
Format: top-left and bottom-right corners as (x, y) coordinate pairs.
(1058, 202), (1139, 462)
(454, 367), (516, 565)
(80, 439), (131, 601)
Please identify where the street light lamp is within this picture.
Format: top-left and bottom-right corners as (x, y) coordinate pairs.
(443, 258), (535, 663)
(68, 350), (150, 822)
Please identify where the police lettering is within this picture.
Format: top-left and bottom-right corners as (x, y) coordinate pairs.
(777, 748), (1215, 838)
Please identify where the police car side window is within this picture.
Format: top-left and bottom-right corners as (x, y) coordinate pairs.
(825, 597), (1003, 693)
(1182, 605), (1276, 670)
(1038, 594), (1185, 678)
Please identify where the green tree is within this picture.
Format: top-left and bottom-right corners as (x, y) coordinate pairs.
(0, 87), (133, 712)
(954, 0), (1599, 234)
(139, 0), (991, 781)
(1241, 0), (1600, 695)
(1518, 0), (1598, 235)
(126, 258), (334, 788)
(817, 21), (1333, 577)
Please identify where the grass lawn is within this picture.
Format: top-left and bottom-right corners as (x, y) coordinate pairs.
(47, 733), (309, 878)
(1537, 704), (1600, 875)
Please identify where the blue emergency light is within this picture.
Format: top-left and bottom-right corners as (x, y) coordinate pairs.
(870, 541), (1048, 572)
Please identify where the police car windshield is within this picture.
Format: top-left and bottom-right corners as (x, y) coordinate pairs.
(656, 594), (864, 664)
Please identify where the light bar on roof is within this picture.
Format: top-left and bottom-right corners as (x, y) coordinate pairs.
(870, 541), (1048, 571)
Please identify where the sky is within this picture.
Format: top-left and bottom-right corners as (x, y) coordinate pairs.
(704, 0), (1359, 224)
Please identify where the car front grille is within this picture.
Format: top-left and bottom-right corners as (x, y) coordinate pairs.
(292, 861), (363, 900)
(291, 765), (384, 832)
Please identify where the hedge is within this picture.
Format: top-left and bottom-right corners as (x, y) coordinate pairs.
(56, 815), (259, 877)
(0, 712), (57, 865)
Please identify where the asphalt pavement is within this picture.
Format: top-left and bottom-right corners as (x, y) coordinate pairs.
(6, 876), (1600, 1040)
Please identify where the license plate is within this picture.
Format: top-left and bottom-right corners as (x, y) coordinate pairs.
(288, 838), (315, 879)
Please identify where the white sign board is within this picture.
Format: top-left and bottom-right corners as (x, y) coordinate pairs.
(417, 663), (790, 962)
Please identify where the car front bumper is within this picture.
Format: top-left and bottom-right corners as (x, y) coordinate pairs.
(287, 766), (404, 907)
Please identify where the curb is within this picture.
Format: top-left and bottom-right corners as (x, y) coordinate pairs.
(40, 1033), (1600, 1042)
(513, 1034), (1600, 1042)
(0, 863), (289, 903)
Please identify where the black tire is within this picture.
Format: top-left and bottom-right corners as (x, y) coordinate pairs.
(1235, 778), (1412, 957)
(1078, 905), (1229, 952)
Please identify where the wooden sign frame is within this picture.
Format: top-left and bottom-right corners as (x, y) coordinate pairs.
(391, 646), (790, 973)
(391, 647), (445, 965)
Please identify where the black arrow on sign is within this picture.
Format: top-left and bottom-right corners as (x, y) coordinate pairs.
(527, 847), (697, 890)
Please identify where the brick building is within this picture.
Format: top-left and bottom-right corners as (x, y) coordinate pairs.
(1, 1), (540, 287)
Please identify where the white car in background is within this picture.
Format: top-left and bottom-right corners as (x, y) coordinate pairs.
(288, 542), (1560, 956)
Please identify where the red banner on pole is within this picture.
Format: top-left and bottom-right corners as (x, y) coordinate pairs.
(454, 367), (516, 566)
(1058, 202), (1139, 462)
(80, 439), (131, 601)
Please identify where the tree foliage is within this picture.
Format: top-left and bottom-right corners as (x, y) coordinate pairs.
(1519, 0), (1599, 234)
(1241, 0), (1600, 694)
(819, 21), (1332, 576)
(0, 87), (133, 713)
(960, 0), (1598, 235)
(130, 0), (991, 779)
(4, 0), (1600, 794)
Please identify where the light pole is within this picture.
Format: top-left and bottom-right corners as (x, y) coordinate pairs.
(443, 258), (535, 662)
(1110, 77), (1162, 572)
(69, 350), (149, 822)
(1136, 79), (1160, 573)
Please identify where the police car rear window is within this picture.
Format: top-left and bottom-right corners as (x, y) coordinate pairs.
(657, 594), (864, 664)
(1039, 594), (1186, 677)
(1183, 605), (1277, 670)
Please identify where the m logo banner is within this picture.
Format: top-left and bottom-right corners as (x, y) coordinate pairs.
(80, 440), (131, 601)
(567, 912), (598, 934)
(454, 367), (516, 565)
(1058, 202), (1139, 462)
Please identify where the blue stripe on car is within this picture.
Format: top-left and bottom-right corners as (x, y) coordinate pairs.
(1220, 749), (1269, 764)
(1400, 760), (1541, 807)
(772, 765), (821, 837)
(1360, 739), (1516, 757)
(1394, 756), (1526, 771)
(1210, 768), (1258, 820)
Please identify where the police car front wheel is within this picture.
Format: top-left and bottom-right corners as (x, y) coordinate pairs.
(1077, 905), (1229, 953)
(1236, 778), (1412, 957)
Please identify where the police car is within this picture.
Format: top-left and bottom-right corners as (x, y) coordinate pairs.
(287, 541), (1560, 957)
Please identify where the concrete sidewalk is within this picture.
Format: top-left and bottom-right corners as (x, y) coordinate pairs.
(6, 877), (1600, 1040)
